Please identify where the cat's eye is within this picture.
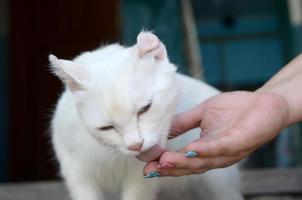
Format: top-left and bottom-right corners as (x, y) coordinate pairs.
(98, 125), (114, 131)
(138, 103), (152, 115)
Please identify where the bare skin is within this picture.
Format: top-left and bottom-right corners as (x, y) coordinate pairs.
(141, 53), (302, 177)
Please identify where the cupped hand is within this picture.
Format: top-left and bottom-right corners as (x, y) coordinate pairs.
(141, 91), (290, 177)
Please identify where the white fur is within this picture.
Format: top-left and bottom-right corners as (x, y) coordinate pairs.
(50, 32), (243, 200)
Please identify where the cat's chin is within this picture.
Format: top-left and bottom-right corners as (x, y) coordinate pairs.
(119, 148), (141, 157)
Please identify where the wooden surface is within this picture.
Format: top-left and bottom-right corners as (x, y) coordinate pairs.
(248, 197), (302, 200)
(242, 168), (302, 196)
(0, 168), (301, 200)
(0, 181), (69, 200)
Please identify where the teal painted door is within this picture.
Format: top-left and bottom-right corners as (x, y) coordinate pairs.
(121, 0), (187, 73)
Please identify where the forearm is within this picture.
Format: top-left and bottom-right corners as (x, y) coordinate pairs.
(257, 53), (302, 125)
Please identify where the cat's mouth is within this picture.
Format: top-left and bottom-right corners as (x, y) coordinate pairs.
(120, 144), (165, 160)
(136, 145), (165, 162)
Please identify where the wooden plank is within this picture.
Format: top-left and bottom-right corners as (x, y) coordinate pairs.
(242, 168), (302, 196)
(181, 0), (204, 79)
(247, 196), (302, 200)
(0, 181), (70, 200)
(0, 168), (302, 199)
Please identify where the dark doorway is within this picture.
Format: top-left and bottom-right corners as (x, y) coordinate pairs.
(9, 0), (120, 182)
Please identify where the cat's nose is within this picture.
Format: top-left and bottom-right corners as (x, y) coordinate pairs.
(127, 140), (144, 151)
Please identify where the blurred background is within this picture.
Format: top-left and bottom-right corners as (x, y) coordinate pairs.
(0, 0), (302, 184)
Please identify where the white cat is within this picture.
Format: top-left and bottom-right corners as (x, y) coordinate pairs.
(50, 32), (243, 200)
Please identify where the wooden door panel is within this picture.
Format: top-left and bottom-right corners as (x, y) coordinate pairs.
(9, 0), (120, 181)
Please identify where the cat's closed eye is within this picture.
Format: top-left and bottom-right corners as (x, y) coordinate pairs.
(98, 125), (114, 131)
(138, 102), (152, 116)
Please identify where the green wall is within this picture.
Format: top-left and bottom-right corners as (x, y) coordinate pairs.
(121, 0), (187, 73)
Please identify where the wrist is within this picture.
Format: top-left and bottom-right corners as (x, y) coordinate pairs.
(256, 86), (293, 128)
(256, 54), (302, 126)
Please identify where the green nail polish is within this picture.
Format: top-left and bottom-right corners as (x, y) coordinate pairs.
(144, 171), (160, 179)
(184, 151), (198, 158)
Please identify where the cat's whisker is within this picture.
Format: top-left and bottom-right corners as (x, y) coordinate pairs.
(102, 148), (121, 172)
(111, 152), (121, 163)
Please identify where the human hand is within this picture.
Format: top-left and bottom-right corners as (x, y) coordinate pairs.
(142, 91), (289, 177)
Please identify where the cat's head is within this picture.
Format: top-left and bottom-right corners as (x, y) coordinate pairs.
(50, 32), (179, 156)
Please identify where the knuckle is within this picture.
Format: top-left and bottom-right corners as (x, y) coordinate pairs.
(159, 152), (174, 163)
(187, 142), (200, 153)
(208, 140), (228, 156)
(218, 146), (229, 155)
(199, 160), (212, 169)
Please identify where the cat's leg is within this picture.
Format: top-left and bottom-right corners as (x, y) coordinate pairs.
(122, 178), (158, 200)
(60, 158), (105, 200)
(65, 175), (104, 200)
(121, 162), (159, 200)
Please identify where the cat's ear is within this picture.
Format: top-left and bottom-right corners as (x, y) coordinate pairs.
(49, 54), (90, 92)
(136, 32), (167, 60)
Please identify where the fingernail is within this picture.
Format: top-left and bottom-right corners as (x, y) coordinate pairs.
(158, 162), (174, 169)
(144, 171), (160, 179)
(184, 151), (198, 158)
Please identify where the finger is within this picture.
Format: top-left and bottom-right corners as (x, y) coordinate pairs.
(209, 156), (242, 169)
(144, 161), (207, 177)
(137, 145), (166, 162)
(158, 150), (242, 170)
(184, 129), (246, 157)
(146, 156), (241, 177)
(143, 160), (185, 177)
(169, 103), (205, 139)
(185, 138), (228, 157)
(158, 168), (207, 177)
(143, 161), (160, 176)
(158, 151), (212, 170)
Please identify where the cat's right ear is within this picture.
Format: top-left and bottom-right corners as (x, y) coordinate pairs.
(49, 54), (90, 93)
(136, 32), (167, 60)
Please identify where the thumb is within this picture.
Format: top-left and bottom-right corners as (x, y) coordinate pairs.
(169, 103), (205, 139)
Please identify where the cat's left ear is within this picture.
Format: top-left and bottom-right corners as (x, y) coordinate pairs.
(136, 32), (167, 60)
(49, 54), (90, 93)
